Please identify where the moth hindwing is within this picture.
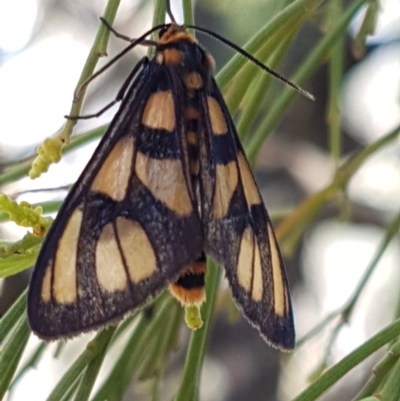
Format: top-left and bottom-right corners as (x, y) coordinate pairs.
(28, 22), (295, 350)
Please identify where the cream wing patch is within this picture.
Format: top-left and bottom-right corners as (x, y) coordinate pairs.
(116, 217), (157, 283)
(267, 224), (285, 316)
(237, 226), (264, 301)
(142, 91), (175, 131)
(135, 152), (192, 216)
(207, 97), (228, 135)
(213, 161), (238, 219)
(53, 209), (82, 304)
(96, 223), (128, 292)
(252, 241), (263, 301)
(91, 136), (134, 201)
(237, 153), (262, 206)
(237, 227), (253, 293)
(41, 262), (52, 303)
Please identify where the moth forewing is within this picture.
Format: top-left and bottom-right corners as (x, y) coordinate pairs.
(28, 37), (206, 339)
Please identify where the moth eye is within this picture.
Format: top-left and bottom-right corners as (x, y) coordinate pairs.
(158, 27), (168, 39)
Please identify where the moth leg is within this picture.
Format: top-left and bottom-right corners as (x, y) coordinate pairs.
(100, 17), (132, 43)
(66, 56), (148, 120)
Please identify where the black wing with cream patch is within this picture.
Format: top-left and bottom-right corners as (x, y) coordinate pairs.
(199, 78), (295, 350)
(28, 62), (203, 339)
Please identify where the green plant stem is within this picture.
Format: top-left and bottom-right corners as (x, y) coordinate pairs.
(391, 282), (400, 347)
(0, 289), (27, 343)
(73, 330), (114, 401)
(182, 0), (194, 26)
(60, 378), (82, 401)
(296, 309), (341, 348)
(277, 186), (334, 253)
(92, 298), (170, 401)
(26, 0), (120, 179)
(173, 260), (221, 401)
(63, 0), (121, 141)
(293, 318), (400, 401)
(353, 341), (400, 400)
(0, 125), (106, 187)
(327, 0), (344, 167)
(152, 0), (166, 26)
(237, 27), (299, 141)
(137, 301), (182, 380)
(90, 324), (146, 401)
(53, 341), (66, 358)
(223, 13), (302, 119)
(46, 327), (116, 401)
(276, 124), (400, 254)
(150, 0), (166, 55)
(298, 211), (400, 347)
(0, 312), (30, 400)
(344, 211), (400, 316)
(217, 0), (322, 89)
(352, 0), (379, 58)
(377, 353), (400, 401)
(246, 0), (372, 163)
(11, 341), (47, 388)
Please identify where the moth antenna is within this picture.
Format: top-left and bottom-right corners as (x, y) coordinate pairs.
(187, 24), (315, 101)
(75, 21), (167, 99)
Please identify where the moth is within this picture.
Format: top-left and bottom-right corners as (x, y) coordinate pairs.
(28, 7), (304, 350)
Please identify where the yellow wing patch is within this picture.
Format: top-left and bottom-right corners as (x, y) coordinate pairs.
(91, 136), (134, 201)
(96, 223), (128, 292)
(142, 91), (175, 131)
(267, 224), (286, 316)
(213, 161), (238, 219)
(96, 218), (158, 288)
(53, 209), (82, 304)
(115, 217), (157, 283)
(237, 153), (262, 206)
(252, 240), (263, 301)
(237, 227), (263, 301)
(237, 227), (253, 292)
(135, 152), (193, 216)
(207, 97), (228, 135)
(41, 262), (52, 303)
